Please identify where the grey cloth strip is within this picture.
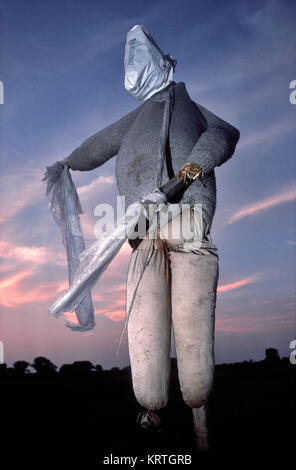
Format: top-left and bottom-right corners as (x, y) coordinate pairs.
(152, 83), (175, 189)
(43, 161), (95, 331)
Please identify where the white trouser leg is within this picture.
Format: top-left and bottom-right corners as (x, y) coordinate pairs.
(170, 248), (219, 408)
(126, 238), (171, 411)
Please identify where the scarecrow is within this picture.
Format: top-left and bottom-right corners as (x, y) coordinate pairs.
(44, 25), (240, 450)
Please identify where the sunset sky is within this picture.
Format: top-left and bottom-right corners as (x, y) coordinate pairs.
(0, 0), (295, 369)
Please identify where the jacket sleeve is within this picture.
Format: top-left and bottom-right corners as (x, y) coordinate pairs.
(187, 102), (240, 175)
(65, 103), (145, 171)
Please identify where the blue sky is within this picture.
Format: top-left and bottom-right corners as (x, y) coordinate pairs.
(0, 0), (295, 369)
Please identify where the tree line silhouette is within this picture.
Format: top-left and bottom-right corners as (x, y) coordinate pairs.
(0, 347), (290, 378)
(0, 356), (129, 377)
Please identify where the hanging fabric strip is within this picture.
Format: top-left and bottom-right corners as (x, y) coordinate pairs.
(153, 83), (175, 189)
(42, 161), (95, 331)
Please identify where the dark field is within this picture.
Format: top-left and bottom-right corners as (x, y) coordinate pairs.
(0, 358), (294, 465)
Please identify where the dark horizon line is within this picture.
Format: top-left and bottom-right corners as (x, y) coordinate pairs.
(0, 348), (288, 373)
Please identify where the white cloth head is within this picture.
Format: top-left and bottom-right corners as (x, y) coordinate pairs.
(124, 24), (177, 101)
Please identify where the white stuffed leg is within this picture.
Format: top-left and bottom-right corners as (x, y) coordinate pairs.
(170, 249), (218, 449)
(127, 237), (171, 411)
(170, 248), (218, 408)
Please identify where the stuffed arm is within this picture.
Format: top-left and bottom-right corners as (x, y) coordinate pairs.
(188, 102), (240, 175)
(65, 103), (145, 171)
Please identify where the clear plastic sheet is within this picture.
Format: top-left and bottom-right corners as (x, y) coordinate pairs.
(48, 192), (169, 321)
(42, 161), (95, 331)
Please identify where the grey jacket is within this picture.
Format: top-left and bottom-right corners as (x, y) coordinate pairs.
(67, 81), (240, 232)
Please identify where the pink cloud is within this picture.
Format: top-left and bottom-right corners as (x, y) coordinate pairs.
(0, 269), (58, 307)
(56, 280), (69, 294)
(0, 264), (67, 308)
(0, 263), (16, 274)
(5, 284), (55, 307)
(93, 282), (127, 322)
(58, 287), (126, 326)
(77, 175), (114, 196)
(0, 240), (66, 267)
(227, 183), (296, 224)
(216, 311), (294, 334)
(218, 273), (263, 293)
(238, 119), (294, 151)
(92, 283), (126, 302)
(0, 270), (32, 290)
(95, 308), (125, 322)
(63, 311), (79, 325)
